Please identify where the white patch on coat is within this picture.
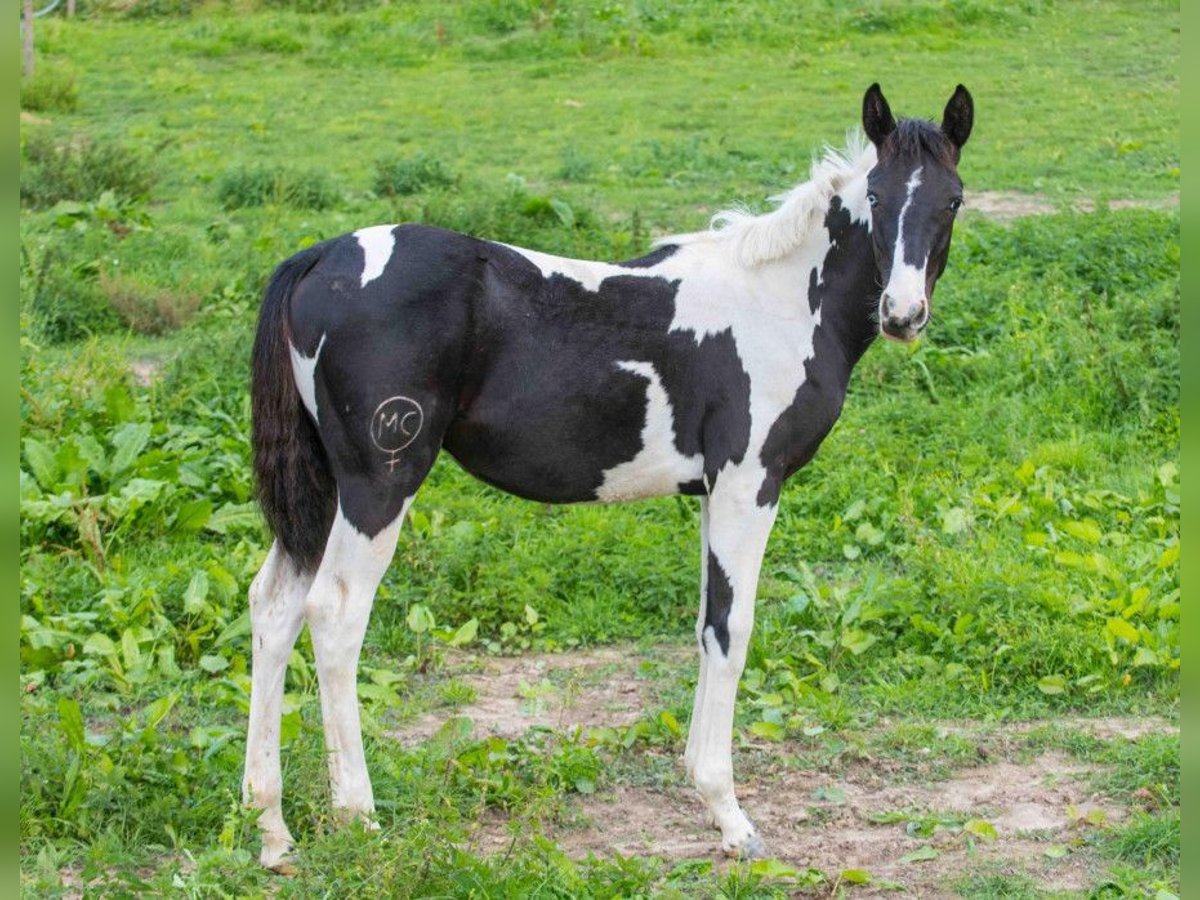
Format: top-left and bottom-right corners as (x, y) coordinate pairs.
(501, 244), (632, 293)
(355, 225), (397, 288)
(289, 333), (326, 423)
(594, 361), (703, 502)
(882, 166), (929, 317)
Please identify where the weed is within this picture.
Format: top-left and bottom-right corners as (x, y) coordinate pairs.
(99, 271), (202, 335)
(372, 152), (456, 197)
(216, 165), (337, 210)
(21, 68), (79, 113)
(20, 131), (156, 208)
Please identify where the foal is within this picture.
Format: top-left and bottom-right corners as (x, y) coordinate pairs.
(243, 83), (973, 866)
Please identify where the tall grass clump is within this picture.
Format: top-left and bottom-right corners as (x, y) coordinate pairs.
(24, 255), (121, 344)
(20, 131), (156, 208)
(373, 153), (457, 197)
(216, 165), (337, 210)
(20, 69), (79, 114)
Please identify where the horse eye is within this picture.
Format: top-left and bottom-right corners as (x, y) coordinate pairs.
(949, 197), (963, 211)
(867, 192), (878, 208)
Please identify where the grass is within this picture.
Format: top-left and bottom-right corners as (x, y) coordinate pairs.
(19, 0), (1178, 896)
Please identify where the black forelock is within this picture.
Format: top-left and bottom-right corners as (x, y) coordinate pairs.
(881, 118), (958, 166)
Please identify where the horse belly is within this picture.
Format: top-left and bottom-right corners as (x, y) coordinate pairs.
(444, 360), (702, 505)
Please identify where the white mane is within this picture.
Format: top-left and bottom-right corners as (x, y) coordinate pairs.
(656, 130), (876, 268)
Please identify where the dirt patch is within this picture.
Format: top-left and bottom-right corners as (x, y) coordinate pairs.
(933, 715), (1177, 742)
(965, 190), (1179, 221)
(389, 646), (688, 745)
(534, 752), (1116, 895)
(390, 650), (1161, 893)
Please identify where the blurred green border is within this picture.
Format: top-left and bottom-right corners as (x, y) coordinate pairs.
(1180, 1), (1193, 895)
(7, 0), (22, 889)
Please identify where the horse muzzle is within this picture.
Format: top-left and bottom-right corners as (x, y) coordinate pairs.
(879, 293), (928, 342)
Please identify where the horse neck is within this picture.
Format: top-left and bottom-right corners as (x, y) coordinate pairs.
(773, 192), (881, 374)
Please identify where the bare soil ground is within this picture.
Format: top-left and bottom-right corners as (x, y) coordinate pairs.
(391, 647), (1177, 897)
(964, 190), (1179, 221)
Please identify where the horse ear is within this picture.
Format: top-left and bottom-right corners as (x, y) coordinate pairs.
(862, 83), (896, 149)
(941, 84), (973, 149)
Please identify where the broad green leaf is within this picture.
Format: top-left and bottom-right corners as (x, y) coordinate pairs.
(1132, 646), (1159, 667)
(1106, 617), (1140, 644)
(898, 845), (938, 864)
(205, 502), (260, 535)
(749, 720), (785, 742)
(448, 617), (479, 647)
(841, 543), (861, 560)
(199, 654), (230, 673)
(144, 692), (178, 728)
(407, 603), (435, 634)
(1156, 461), (1178, 487)
(1043, 845), (1069, 859)
(749, 858), (798, 879)
(1037, 675), (1066, 695)
(83, 633), (117, 657)
(213, 611), (249, 647)
(121, 628), (142, 672)
(1158, 542), (1180, 569)
(523, 604), (539, 625)
(109, 422), (152, 474)
(173, 499), (213, 533)
(855, 522), (885, 546)
(57, 697), (86, 752)
(964, 819), (998, 841)
(72, 433), (109, 479)
(659, 710), (682, 736)
(183, 571), (210, 615)
(1062, 519), (1102, 543)
(22, 438), (59, 490)
(840, 628), (877, 656)
(840, 869), (872, 885)
(843, 499), (866, 521)
(109, 478), (166, 520)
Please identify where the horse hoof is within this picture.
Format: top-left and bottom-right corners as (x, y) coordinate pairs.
(723, 832), (767, 860)
(260, 836), (296, 874)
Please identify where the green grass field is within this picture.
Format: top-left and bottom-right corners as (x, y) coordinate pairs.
(20, 1), (1178, 895)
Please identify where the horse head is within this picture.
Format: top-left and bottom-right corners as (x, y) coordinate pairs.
(862, 83), (973, 342)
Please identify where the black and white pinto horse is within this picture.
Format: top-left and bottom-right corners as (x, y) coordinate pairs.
(243, 83), (973, 868)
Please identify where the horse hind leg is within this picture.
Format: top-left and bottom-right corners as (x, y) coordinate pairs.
(303, 479), (414, 823)
(243, 540), (314, 871)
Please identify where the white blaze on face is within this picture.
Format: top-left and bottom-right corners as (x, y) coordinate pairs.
(355, 226), (397, 288)
(881, 166), (929, 323)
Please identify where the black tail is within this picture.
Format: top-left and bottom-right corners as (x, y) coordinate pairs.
(251, 244), (337, 573)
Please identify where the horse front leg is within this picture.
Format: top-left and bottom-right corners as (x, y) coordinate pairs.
(686, 482), (778, 858)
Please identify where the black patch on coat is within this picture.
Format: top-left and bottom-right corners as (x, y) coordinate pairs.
(756, 199), (879, 506)
(280, 225), (754, 536)
(705, 550), (734, 655)
(678, 478), (707, 496)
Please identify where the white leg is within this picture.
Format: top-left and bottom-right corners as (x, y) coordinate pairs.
(687, 484), (778, 858)
(243, 541), (314, 871)
(684, 497), (710, 795)
(304, 500), (409, 820)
